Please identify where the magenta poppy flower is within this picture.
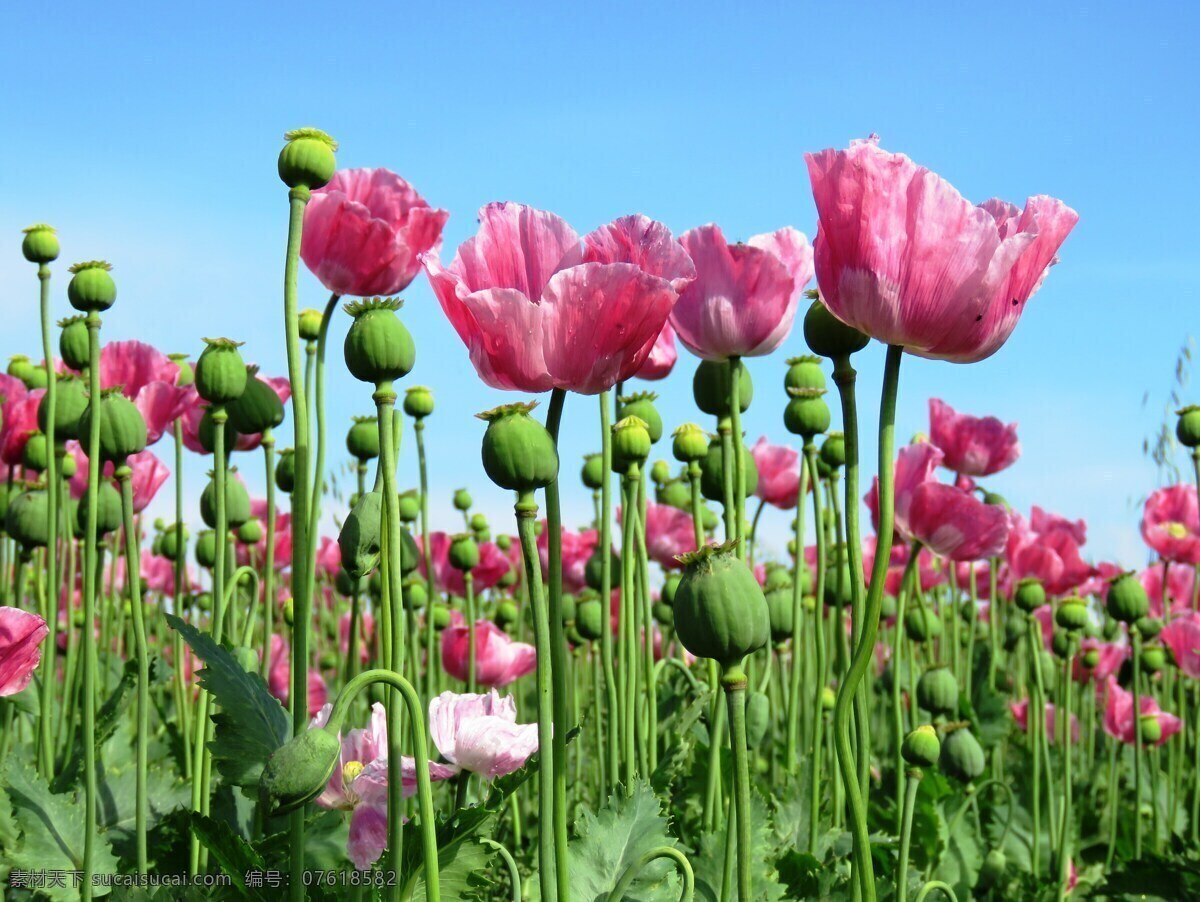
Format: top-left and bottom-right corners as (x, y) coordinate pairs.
(1072, 637), (1127, 683)
(1010, 698), (1080, 743)
(440, 620), (535, 688)
(0, 606), (48, 696)
(906, 482), (1010, 562)
(805, 136), (1078, 363)
(1007, 510), (1094, 596)
(1141, 485), (1200, 564)
(140, 552), (175, 595)
(865, 441), (943, 541)
(669, 224), (813, 360)
(98, 341), (192, 445)
(639, 503), (697, 567)
(428, 689), (538, 779)
(1100, 676), (1182, 746)
(634, 323), (678, 381)
(423, 203), (695, 394)
(421, 532), (511, 596)
(68, 449), (168, 513)
(180, 375), (289, 454)
(537, 524), (597, 594)
(953, 560), (1002, 601)
(1140, 563), (1196, 618)
(316, 536), (342, 578)
(302, 168), (449, 298)
(0, 376), (42, 466)
(1030, 506), (1088, 546)
(1161, 612), (1200, 680)
(268, 634), (328, 716)
(1077, 561), (1124, 600)
(928, 398), (1020, 477)
(750, 436), (802, 510)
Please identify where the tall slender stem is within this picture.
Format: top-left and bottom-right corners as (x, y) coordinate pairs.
(36, 263), (58, 779)
(728, 357), (746, 559)
(598, 392), (619, 791)
(897, 768), (923, 900)
(117, 467), (149, 873)
(786, 444), (810, 770)
(415, 417), (437, 703)
(724, 666), (753, 901)
(805, 446), (828, 850)
(306, 293), (340, 620)
(1057, 638), (1075, 901)
(1132, 627), (1144, 859)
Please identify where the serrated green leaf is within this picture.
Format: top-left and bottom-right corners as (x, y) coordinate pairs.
(97, 758), (191, 866)
(187, 812), (270, 900)
(166, 612), (289, 786)
(935, 796), (983, 898)
(692, 789), (785, 901)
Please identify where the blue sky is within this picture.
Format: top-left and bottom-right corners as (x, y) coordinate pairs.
(2, 2), (1197, 566)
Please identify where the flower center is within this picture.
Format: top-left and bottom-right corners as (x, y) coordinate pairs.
(1164, 521), (1191, 539)
(342, 760), (365, 783)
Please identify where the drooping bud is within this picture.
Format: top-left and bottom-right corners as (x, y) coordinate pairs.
(259, 725), (343, 815)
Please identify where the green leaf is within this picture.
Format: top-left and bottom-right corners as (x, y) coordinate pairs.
(1, 758), (120, 899)
(166, 612), (290, 786)
(97, 757), (191, 866)
(935, 796), (983, 898)
(187, 812), (270, 900)
(52, 656), (138, 793)
(409, 823), (496, 902)
(692, 789), (787, 901)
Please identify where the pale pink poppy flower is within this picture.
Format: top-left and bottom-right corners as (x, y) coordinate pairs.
(907, 482), (1010, 562)
(1161, 612), (1200, 680)
(865, 441), (943, 541)
(669, 223), (813, 360)
(1100, 676), (1183, 746)
(805, 136), (1078, 362)
(928, 398), (1020, 477)
(537, 523), (597, 594)
(302, 168), (449, 298)
(180, 376), (290, 455)
(98, 341), (192, 445)
(428, 689), (538, 779)
(0, 606), (48, 696)
(268, 634), (328, 716)
(1077, 560), (1124, 600)
(1010, 698), (1080, 742)
(751, 436), (802, 510)
(420, 532), (511, 596)
(423, 203), (695, 394)
(634, 323), (678, 381)
(440, 621), (535, 688)
(316, 537), (342, 578)
(68, 448), (168, 512)
(1141, 485), (1200, 564)
(1030, 506), (1088, 546)
(1139, 562), (1196, 618)
(140, 552), (176, 595)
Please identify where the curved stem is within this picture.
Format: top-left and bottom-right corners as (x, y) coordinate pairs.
(606, 846), (695, 902)
(655, 656), (704, 695)
(914, 881), (958, 902)
(481, 839), (522, 902)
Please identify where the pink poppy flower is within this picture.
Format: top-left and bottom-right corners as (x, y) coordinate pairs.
(0, 376), (42, 466)
(98, 341), (192, 445)
(421, 532), (511, 596)
(1140, 563), (1196, 618)
(639, 503), (697, 568)
(268, 634), (328, 716)
(1142, 485), (1200, 564)
(1072, 637), (1128, 683)
(1161, 612), (1200, 680)
(440, 620), (535, 688)
(141, 552), (176, 595)
(423, 203), (695, 394)
(428, 689), (538, 779)
(1077, 561), (1124, 600)
(316, 537), (342, 578)
(751, 436), (802, 510)
(537, 524), (597, 594)
(1031, 506), (1087, 546)
(805, 136), (1078, 363)
(0, 606), (48, 696)
(928, 398), (1020, 477)
(953, 560), (1001, 601)
(907, 482), (1010, 562)
(669, 224), (812, 360)
(302, 168), (449, 298)
(70, 450), (167, 508)
(1100, 676), (1182, 746)
(1010, 698), (1080, 743)
(634, 323), (678, 381)
(865, 441), (943, 541)
(1007, 510), (1094, 596)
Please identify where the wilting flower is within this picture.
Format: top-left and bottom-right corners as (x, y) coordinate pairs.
(669, 224), (812, 360)
(441, 620), (535, 687)
(1100, 676), (1182, 746)
(1141, 485), (1200, 564)
(269, 634), (328, 716)
(805, 136), (1078, 362)
(1161, 612), (1200, 680)
(634, 323), (678, 381)
(928, 398), (1020, 477)
(751, 436), (802, 509)
(428, 689), (538, 778)
(906, 481), (1009, 562)
(537, 524), (597, 594)
(302, 168), (449, 298)
(0, 606), (48, 696)
(310, 702), (455, 869)
(423, 203), (695, 394)
(98, 341), (192, 445)
(1010, 698), (1079, 743)
(422, 532), (511, 596)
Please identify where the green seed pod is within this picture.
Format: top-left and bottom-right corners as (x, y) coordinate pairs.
(403, 578), (428, 611)
(227, 368), (285, 436)
(905, 607), (942, 643)
(398, 491), (420, 523)
(1176, 405), (1200, 449)
(59, 452), (77, 479)
(1081, 647), (1101, 669)
(297, 308), (324, 343)
(22, 433), (49, 472)
(647, 461), (670, 488)
(1055, 598), (1090, 632)
(7, 355), (37, 386)
(430, 603), (452, 630)
(612, 416), (652, 472)
(277, 127), (338, 191)
(745, 692), (770, 748)
(449, 533), (480, 572)
(194, 338), (248, 406)
(339, 491), (382, 580)
(1139, 714), (1163, 745)
(577, 599), (604, 641)
(22, 224), (60, 264)
(699, 436), (759, 502)
(1014, 577), (1047, 613)
(479, 402), (559, 493)
(1101, 616), (1120, 641)
(161, 524), (188, 562)
(672, 423), (710, 464)
(784, 355), (827, 392)
(195, 530), (218, 569)
(237, 518), (263, 545)
(692, 359), (753, 417)
(67, 261), (117, 313)
(821, 686), (837, 710)
(700, 505), (718, 533)
(940, 726), (985, 782)
(1107, 572), (1149, 624)
(200, 470), (251, 529)
(917, 666), (959, 716)
(783, 389), (832, 440)
(77, 482), (122, 538)
(1039, 652), (1058, 693)
(402, 384), (435, 419)
(559, 593), (577, 627)
(661, 573), (682, 606)
(652, 602), (674, 628)
(1050, 628), (1071, 659)
(584, 548), (621, 592)
(1136, 616), (1163, 640)
(453, 488), (473, 511)
(581, 453), (604, 490)
(495, 600), (519, 629)
(343, 298), (415, 385)
(617, 392), (663, 444)
(764, 564), (792, 593)
(168, 353), (194, 387)
(275, 448), (296, 493)
(901, 724), (941, 768)
(398, 526), (420, 576)
(819, 432), (846, 470)
(317, 651), (339, 671)
(58, 315), (90, 372)
(39, 374), (88, 442)
(469, 513), (488, 534)
(766, 587), (795, 642)
(5, 489), (51, 548)
(260, 725), (342, 815)
(77, 389), (148, 463)
(802, 297), (869, 359)
(978, 849), (1007, 886)
(1142, 645), (1167, 674)
(346, 416), (380, 462)
(880, 593), (897, 620)
(334, 568), (360, 598)
(657, 479), (691, 511)
(673, 542), (769, 668)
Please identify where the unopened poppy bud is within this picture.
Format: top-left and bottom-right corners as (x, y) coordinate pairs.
(576, 599), (604, 641)
(346, 416), (380, 462)
(282, 597), (295, 626)
(819, 432), (846, 469)
(1051, 629), (1072, 659)
(430, 603), (451, 630)
(22, 223), (60, 264)
(905, 608), (942, 643)
(275, 449), (296, 493)
(917, 666), (959, 716)
(672, 423), (709, 464)
(941, 726), (985, 782)
(699, 437), (759, 502)
(168, 353), (194, 387)
(783, 390), (831, 440)
(673, 541), (769, 668)
(404, 385), (434, 419)
(803, 298), (869, 359)
(979, 849), (1007, 886)
(336, 490), (382, 582)
(495, 600), (518, 628)
(67, 260), (116, 312)
(260, 725), (342, 815)
(650, 459), (671, 486)
(1141, 645), (1166, 674)
(297, 308), (324, 343)
(5, 489), (51, 549)
(1081, 647), (1101, 669)
(237, 519), (263, 545)
(59, 453), (77, 479)
(58, 315), (90, 371)
(496, 533), (512, 552)
(227, 367), (285, 436)
(1107, 572), (1149, 624)
(1136, 616), (1163, 640)
(617, 392), (663, 444)
(652, 602), (674, 628)
(1176, 405), (1200, 449)
(1139, 714), (1163, 745)
(194, 338), (248, 405)
(766, 586), (794, 642)
(784, 355), (827, 392)
(449, 533), (480, 572)
(901, 724), (941, 768)
(453, 488), (473, 511)
(343, 298), (415, 386)
(1055, 598), (1089, 632)
(397, 492), (420, 523)
(478, 402), (558, 494)
(745, 692), (769, 748)
(22, 433), (49, 472)
(200, 469), (251, 529)
(821, 686), (836, 710)
(79, 389), (148, 463)
(612, 416), (652, 471)
(585, 548), (621, 591)
(692, 359), (753, 417)
(232, 646), (260, 674)
(1014, 577), (1046, 613)
(658, 480), (690, 510)
(160, 524), (187, 562)
(194, 530), (217, 569)
(278, 127), (338, 191)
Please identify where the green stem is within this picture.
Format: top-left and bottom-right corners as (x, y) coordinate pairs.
(893, 547), (921, 831)
(635, 475), (657, 774)
(719, 418), (735, 543)
(36, 262), (58, 780)
(307, 293), (339, 574)
(728, 357), (746, 559)
(1133, 627), (1143, 859)
(1104, 738), (1120, 869)
(724, 667), (753, 902)
(786, 446), (810, 772)
(599, 392), (619, 791)
(687, 462), (705, 550)
(262, 435), (276, 679)
(897, 768), (922, 900)
(1057, 639), (1075, 902)
(481, 839), (522, 902)
(465, 571), (477, 692)
(804, 446), (828, 851)
(914, 881), (958, 902)
(606, 847), (695, 902)
(748, 497), (766, 572)
(415, 417), (438, 704)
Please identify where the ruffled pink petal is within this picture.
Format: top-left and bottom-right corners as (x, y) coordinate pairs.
(0, 606), (48, 696)
(452, 202), (581, 297)
(99, 341), (179, 398)
(907, 483), (1010, 561)
(135, 382), (191, 446)
(346, 799), (389, 869)
(1142, 485), (1200, 564)
(634, 323), (678, 381)
(928, 397), (1020, 477)
(126, 450), (169, 513)
(428, 689), (516, 763)
(581, 215), (695, 293)
(451, 716), (539, 778)
(751, 436), (802, 509)
(743, 226), (814, 355)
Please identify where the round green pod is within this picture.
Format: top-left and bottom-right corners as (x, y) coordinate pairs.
(673, 542), (769, 668)
(343, 298), (415, 385)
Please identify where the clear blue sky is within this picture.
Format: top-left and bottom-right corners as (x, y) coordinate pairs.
(2, 2), (1197, 566)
